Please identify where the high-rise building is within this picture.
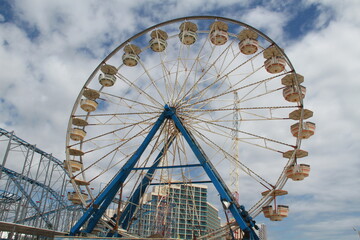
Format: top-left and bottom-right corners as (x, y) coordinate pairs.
(207, 202), (221, 232)
(128, 183), (222, 239)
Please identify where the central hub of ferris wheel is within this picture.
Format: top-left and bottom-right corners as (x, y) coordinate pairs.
(163, 104), (177, 119)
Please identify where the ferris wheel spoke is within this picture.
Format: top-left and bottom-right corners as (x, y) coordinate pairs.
(81, 124), (153, 161)
(178, 40), (235, 106)
(181, 112), (294, 149)
(181, 69), (262, 112)
(238, 85), (285, 105)
(76, 123), (167, 181)
(181, 107), (289, 123)
(190, 46), (241, 103)
(116, 72), (163, 107)
(181, 105), (298, 115)
(171, 50), (183, 105)
(161, 60), (177, 104)
(163, 45), (197, 105)
(100, 91), (163, 111)
(174, 34), (214, 105)
(74, 112), (161, 118)
(185, 71), (288, 110)
(137, 56), (169, 104)
(180, 46), (266, 110)
(68, 115), (158, 148)
(188, 124), (273, 189)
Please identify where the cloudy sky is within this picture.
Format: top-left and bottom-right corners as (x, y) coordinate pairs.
(1, 0), (359, 239)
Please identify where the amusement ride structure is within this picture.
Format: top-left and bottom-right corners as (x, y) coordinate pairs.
(0, 128), (83, 239)
(64, 16), (316, 240)
(65, 16), (315, 239)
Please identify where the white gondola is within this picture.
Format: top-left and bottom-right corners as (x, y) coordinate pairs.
(264, 57), (286, 74)
(122, 44), (141, 66)
(291, 122), (316, 139)
(63, 160), (82, 173)
(80, 99), (98, 112)
(286, 164), (310, 181)
(150, 29), (168, 52)
(122, 53), (139, 67)
(263, 47), (286, 74)
(70, 128), (86, 141)
(72, 117), (88, 127)
(99, 64), (118, 86)
(67, 191), (88, 205)
(262, 205), (289, 221)
(238, 29), (259, 55)
(68, 148), (85, 156)
(283, 85), (306, 102)
(83, 88), (100, 100)
(99, 73), (116, 87)
(283, 149), (308, 159)
(179, 22), (198, 45)
(210, 21), (229, 45)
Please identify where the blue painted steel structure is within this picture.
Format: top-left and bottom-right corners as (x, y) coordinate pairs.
(70, 106), (259, 239)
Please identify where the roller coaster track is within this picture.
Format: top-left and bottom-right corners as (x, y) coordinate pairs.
(0, 128), (83, 237)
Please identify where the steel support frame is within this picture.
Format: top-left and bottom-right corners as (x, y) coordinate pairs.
(70, 106), (259, 239)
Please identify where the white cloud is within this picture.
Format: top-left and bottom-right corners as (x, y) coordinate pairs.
(241, 6), (289, 43)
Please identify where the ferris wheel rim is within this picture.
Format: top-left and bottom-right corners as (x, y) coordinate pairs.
(65, 16), (309, 236)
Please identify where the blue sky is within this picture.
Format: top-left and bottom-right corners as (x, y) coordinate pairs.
(1, 0), (360, 239)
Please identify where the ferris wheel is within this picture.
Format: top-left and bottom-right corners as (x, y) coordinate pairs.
(64, 16), (315, 239)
